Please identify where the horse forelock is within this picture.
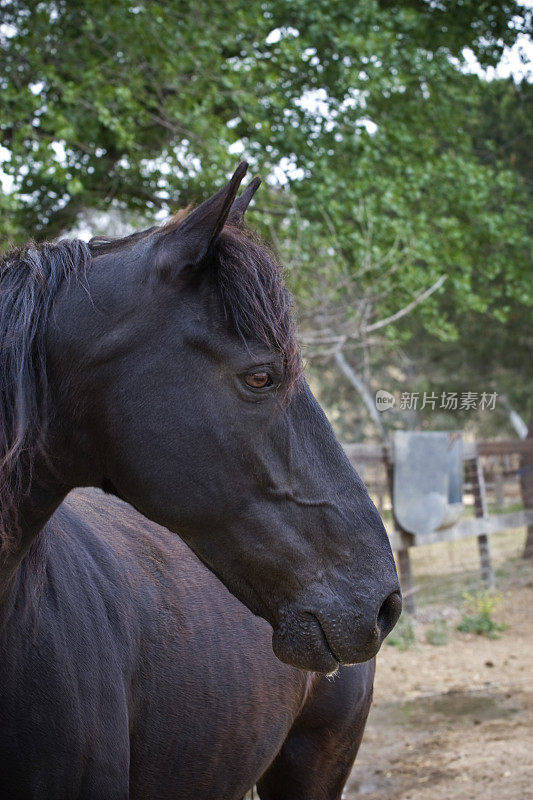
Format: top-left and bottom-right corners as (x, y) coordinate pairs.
(210, 225), (302, 398)
(0, 238), (91, 555)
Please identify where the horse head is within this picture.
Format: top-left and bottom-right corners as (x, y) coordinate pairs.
(46, 163), (401, 673)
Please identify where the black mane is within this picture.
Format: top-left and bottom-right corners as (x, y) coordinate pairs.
(0, 239), (91, 553)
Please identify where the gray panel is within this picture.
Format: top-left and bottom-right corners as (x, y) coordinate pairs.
(393, 431), (463, 535)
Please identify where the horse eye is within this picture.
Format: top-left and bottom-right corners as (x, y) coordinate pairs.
(244, 372), (273, 389)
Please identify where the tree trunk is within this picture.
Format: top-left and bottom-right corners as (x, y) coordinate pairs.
(520, 409), (533, 558)
(334, 350), (389, 444)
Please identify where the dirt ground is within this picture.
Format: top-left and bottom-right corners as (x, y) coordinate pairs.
(345, 580), (533, 800)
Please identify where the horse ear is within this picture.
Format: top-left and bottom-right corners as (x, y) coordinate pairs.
(227, 177), (261, 226)
(157, 162), (248, 272)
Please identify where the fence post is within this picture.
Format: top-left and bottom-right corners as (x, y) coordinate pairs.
(494, 468), (504, 509)
(383, 444), (416, 614)
(397, 537), (416, 615)
(466, 453), (494, 590)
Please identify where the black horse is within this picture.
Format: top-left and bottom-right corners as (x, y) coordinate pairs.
(0, 163), (400, 798)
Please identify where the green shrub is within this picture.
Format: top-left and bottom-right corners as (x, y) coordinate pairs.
(424, 619), (449, 646)
(456, 590), (507, 639)
(386, 614), (415, 650)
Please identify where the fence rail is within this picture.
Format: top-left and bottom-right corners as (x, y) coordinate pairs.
(344, 438), (533, 462)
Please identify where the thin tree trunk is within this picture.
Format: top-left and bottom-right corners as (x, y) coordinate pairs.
(334, 350), (389, 443)
(498, 394), (528, 439)
(520, 409), (533, 559)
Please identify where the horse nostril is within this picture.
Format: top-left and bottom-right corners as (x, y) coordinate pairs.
(377, 590), (402, 639)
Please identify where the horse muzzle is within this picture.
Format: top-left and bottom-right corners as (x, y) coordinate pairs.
(271, 588), (402, 674)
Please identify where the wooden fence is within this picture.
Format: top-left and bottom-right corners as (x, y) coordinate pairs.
(343, 438), (533, 613)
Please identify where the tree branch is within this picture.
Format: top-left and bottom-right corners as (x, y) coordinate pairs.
(334, 350), (389, 443)
(364, 275), (447, 334)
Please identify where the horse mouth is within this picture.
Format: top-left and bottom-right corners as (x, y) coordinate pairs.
(308, 611), (343, 667)
(271, 611), (341, 675)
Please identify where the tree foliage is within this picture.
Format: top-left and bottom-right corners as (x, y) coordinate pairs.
(1, 1), (529, 234)
(1, 0), (531, 430)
